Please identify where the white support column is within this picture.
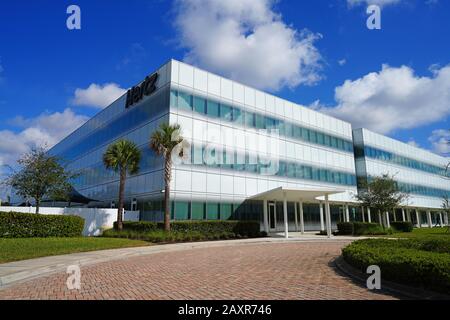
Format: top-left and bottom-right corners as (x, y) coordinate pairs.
(294, 203), (299, 232)
(299, 200), (305, 235)
(393, 209), (397, 222)
(367, 207), (372, 223)
(445, 212), (449, 226)
(283, 193), (289, 239)
(325, 195), (331, 238)
(263, 199), (269, 234)
(439, 212), (443, 227)
(427, 210), (432, 228)
(319, 201), (325, 231)
(345, 204), (350, 222)
(401, 208), (406, 222)
(406, 209), (411, 222)
(385, 211), (390, 228)
(378, 210), (382, 225)
(362, 206), (365, 222)
(416, 209), (421, 228)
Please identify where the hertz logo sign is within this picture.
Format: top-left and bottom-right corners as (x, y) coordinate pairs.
(125, 73), (159, 108)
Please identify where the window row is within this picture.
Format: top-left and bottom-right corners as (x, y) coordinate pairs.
(52, 87), (170, 162)
(189, 144), (356, 186)
(365, 176), (450, 199)
(355, 145), (450, 178)
(171, 89), (354, 153)
(396, 181), (450, 199)
(71, 141), (357, 191)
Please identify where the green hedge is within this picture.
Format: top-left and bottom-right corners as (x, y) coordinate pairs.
(342, 238), (450, 294)
(353, 222), (387, 235)
(116, 220), (261, 237)
(113, 221), (158, 233)
(337, 222), (353, 235)
(0, 212), (84, 238)
(103, 229), (243, 243)
(337, 222), (387, 236)
(391, 221), (413, 233)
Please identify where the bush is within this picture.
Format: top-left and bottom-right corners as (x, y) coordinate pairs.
(0, 212), (84, 238)
(342, 238), (450, 294)
(104, 220), (264, 243)
(337, 222), (387, 236)
(353, 222), (387, 235)
(103, 229), (240, 243)
(337, 222), (354, 235)
(119, 220), (261, 237)
(391, 221), (413, 233)
(113, 221), (157, 232)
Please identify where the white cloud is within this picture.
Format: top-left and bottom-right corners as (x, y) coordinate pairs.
(319, 64), (450, 134)
(173, 0), (323, 91)
(0, 109), (88, 168)
(338, 59), (347, 66)
(407, 140), (420, 148)
(347, 0), (403, 8)
(429, 129), (450, 155)
(72, 83), (126, 108)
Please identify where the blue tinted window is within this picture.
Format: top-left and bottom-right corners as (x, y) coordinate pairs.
(302, 128), (310, 141)
(178, 92), (192, 111)
(310, 131), (317, 144)
(220, 104), (233, 121)
(207, 100), (220, 118)
(255, 114), (265, 129)
(317, 133), (324, 145)
(245, 111), (255, 128)
(193, 96), (206, 114)
(170, 90), (178, 108)
(233, 108), (244, 125)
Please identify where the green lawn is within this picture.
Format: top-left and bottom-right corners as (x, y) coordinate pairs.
(385, 227), (450, 239)
(0, 237), (150, 264)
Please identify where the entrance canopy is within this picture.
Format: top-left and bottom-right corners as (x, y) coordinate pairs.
(249, 187), (346, 239)
(248, 186), (346, 202)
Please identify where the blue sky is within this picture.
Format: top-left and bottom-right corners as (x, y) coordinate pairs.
(0, 0), (449, 169)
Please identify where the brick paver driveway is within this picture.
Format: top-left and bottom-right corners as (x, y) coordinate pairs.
(0, 241), (398, 300)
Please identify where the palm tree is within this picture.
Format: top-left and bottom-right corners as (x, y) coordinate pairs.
(150, 123), (186, 232)
(103, 139), (141, 231)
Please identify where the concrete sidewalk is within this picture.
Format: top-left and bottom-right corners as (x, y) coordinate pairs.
(0, 235), (356, 289)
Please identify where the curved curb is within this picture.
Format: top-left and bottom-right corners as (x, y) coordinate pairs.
(334, 255), (450, 300)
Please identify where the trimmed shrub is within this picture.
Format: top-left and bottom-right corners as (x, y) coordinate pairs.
(113, 221), (158, 232)
(104, 220), (264, 243)
(353, 222), (387, 235)
(119, 220), (261, 237)
(391, 221), (413, 233)
(342, 238), (450, 294)
(103, 229), (241, 243)
(0, 212), (84, 238)
(337, 222), (354, 235)
(337, 222), (387, 236)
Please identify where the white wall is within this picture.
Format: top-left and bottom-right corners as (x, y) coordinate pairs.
(0, 206), (139, 236)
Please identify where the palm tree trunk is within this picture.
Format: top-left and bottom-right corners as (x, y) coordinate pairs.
(117, 169), (126, 231)
(164, 156), (172, 232)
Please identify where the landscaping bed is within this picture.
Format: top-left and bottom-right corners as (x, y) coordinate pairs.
(103, 220), (266, 243)
(342, 237), (450, 294)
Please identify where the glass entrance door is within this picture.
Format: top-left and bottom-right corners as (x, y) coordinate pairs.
(268, 202), (277, 232)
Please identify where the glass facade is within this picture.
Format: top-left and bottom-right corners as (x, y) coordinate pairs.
(171, 89), (354, 153)
(187, 143), (356, 187)
(52, 87), (170, 162)
(355, 144), (449, 178)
